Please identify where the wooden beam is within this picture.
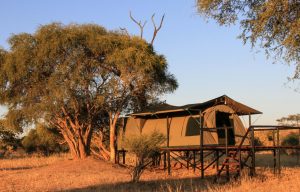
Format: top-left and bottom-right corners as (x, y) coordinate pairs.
(167, 116), (171, 175)
(216, 150), (219, 174)
(225, 125), (229, 181)
(273, 130), (276, 174)
(200, 111), (204, 179)
(249, 114), (256, 176)
(276, 127), (281, 174)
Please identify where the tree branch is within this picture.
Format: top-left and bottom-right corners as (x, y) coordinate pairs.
(150, 14), (165, 45)
(120, 27), (129, 36)
(129, 11), (147, 38)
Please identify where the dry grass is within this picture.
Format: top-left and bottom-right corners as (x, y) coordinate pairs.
(0, 153), (68, 171)
(206, 168), (300, 192)
(0, 154), (300, 192)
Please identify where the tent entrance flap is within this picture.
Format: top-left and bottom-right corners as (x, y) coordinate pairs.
(216, 112), (235, 145)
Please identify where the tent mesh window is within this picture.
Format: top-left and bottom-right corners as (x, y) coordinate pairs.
(216, 112), (235, 145)
(185, 116), (200, 136)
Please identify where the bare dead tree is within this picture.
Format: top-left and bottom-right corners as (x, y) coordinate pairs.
(129, 11), (165, 45)
(129, 11), (147, 38)
(150, 14), (165, 45)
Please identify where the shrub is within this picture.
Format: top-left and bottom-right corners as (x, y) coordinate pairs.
(124, 131), (165, 182)
(0, 121), (21, 157)
(254, 137), (263, 146)
(22, 124), (68, 155)
(282, 133), (299, 146)
(281, 132), (299, 155)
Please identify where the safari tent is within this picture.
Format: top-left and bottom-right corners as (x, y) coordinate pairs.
(120, 95), (262, 149)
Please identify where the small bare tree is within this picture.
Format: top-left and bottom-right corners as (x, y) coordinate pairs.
(129, 11), (147, 39)
(124, 131), (166, 182)
(128, 11), (165, 45)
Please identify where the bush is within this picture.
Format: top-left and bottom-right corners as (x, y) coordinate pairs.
(282, 133), (299, 146)
(0, 121), (21, 157)
(124, 131), (165, 182)
(254, 137), (263, 146)
(281, 132), (299, 155)
(22, 124), (68, 155)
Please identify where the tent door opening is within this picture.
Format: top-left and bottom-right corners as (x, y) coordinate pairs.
(216, 112), (235, 145)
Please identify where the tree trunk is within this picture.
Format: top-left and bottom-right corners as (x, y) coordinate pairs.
(78, 136), (88, 159)
(91, 131), (110, 160)
(131, 159), (145, 182)
(56, 117), (92, 159)
(109, 112), (120, 163)
(109, 124), (116, 162)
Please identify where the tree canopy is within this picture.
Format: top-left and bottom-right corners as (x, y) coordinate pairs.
(277, 114), (300, 126)
(0, 23), (177, 159)
(197, 0), (300, 81)
(0, 120), (18, 150)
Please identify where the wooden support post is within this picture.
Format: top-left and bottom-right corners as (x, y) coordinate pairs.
(248, 114), (252, 129)
(272, 130), (276, 146)
(122, 150), (126, 164)
(216, 150), (219, 174)
(167, 150), (171, 175)
(167, 116), (171, 176)
(250, 128), (255, 176)
(276, 127), (281, 175)
(163, 151), (167, 170)
(186, 151), (190, 170)
(249, 114), (256, 176)
(193, 150), (196, 173)
(273, 149), (276, 174)
(200, 111), (204, 179)
(225, 126), (229, 181)
(238, 150), (242, 177)
(272, 130), (276, 174)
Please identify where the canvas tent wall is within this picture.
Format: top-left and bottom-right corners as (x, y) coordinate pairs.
(119, 95), (261, 149)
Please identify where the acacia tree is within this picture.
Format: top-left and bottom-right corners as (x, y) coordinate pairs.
(277, 114), (300, 126)
(102, 33), (177, 162)
(0, 23), (177, 160)
(104, 13), (177, 162)
(0, 24), (109, 159)
(197, 0), (300, 81)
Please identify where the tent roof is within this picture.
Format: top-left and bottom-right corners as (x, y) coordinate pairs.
(131, 95), (262, 117)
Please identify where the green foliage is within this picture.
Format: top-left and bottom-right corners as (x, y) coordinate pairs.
(21, 124), (67, 155)
(281, 132), (299, 155)
(124, 131), (166, 182)
(254, 137), (263, 146)
(0, 23), (177, 158)
(197, 0), (300, 81)
(0, 120), (19, 151)
(282, 132), (299, 146)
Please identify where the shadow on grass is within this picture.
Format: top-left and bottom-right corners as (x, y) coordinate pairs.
(65, 153), (299, 192)
(0, 165), (46, 171)
(256, 153), (300, 168)
(65, 176), (215, 192)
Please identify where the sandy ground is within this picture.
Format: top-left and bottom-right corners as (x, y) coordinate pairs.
(0, 154), (300, 192)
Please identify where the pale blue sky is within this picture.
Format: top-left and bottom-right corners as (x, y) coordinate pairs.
(0, 0), (299, 125)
